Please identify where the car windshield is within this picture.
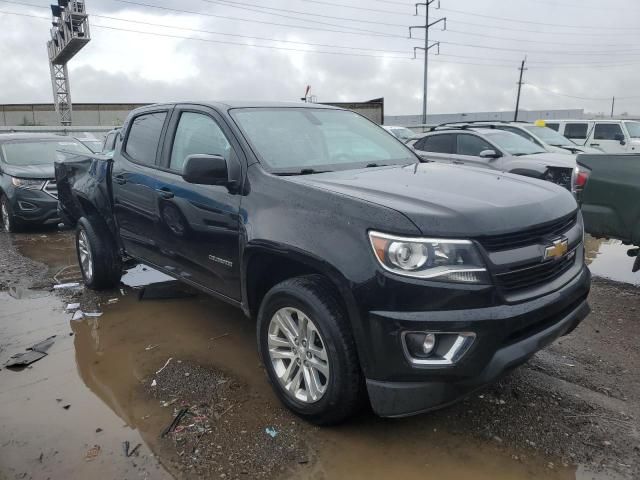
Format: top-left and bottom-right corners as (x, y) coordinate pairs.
(388, 127), (415, 141)
(484, 130), (547, 156)
(522, 125), (576, 147)
(1, 139), (92, 165)
(625, 121), (640, 138)
(79, 140), (104, 153)
(231, 108), (417, 173)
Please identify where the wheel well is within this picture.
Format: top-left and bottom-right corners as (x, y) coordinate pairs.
(246, 253), (343, 319)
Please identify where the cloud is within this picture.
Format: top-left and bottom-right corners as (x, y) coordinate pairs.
(1, 0), (639, 116)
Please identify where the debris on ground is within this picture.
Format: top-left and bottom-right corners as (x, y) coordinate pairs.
(146, 360), (307, 479)
(71, 310), (84, 321)
(84, 445), (101, 461)
(4, 335), (57, 369)
(53, 282), (80, 290)
(265, 427), (278, 438)
(161, 407), (190, 438)
(155, 357), (173, 375)
(122, 440), (142, 457)
(66, 303), (80, 310)
(84, 312), (103, 318)
(145, 344), (158, 351)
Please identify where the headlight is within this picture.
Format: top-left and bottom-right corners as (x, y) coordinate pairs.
(11, 177), (45, 190)
(369, 231), (489, 283)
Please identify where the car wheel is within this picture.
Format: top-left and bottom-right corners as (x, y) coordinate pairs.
(1, 194), (17, 233)
(76, 216), (122, 290)
(257, 275), (364, 425)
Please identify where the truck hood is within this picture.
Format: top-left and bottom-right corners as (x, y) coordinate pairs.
(289, 163), (577, 237)
(1, 163), (55, 179)
(517, 152), (576, 168)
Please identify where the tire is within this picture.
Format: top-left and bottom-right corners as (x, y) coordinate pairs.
(76, 216), (122, 290)
(257, 274), (364, 425)
(1, 194), (18, 233)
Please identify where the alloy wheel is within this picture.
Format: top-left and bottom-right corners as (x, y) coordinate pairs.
(78, 229), (93, 282)
(267, 307), (330, 403)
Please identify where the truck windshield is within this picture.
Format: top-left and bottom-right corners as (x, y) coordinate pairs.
(1, 139), (92, 165)
(231, 108), (418, 173)
(522, 125), (576, 147)
(625, 121), (640, 138)
(484, 131), (547, 156)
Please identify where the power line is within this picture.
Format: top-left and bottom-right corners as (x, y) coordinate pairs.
(201, 0), (409, 28)
(439, 6), (640, 31)
(526, 84), (640, 101)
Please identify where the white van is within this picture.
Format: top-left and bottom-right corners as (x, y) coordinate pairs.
(543, 119), (640, 154)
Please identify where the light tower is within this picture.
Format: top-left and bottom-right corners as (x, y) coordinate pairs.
(46, 1), (90, 126)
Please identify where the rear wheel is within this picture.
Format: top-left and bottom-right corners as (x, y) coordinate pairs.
(257, 275), (364, 425)
(76, 216), (122, 289)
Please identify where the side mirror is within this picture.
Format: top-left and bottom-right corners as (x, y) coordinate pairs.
(182, 154), (230, 186)
(479, 149), (500, 159)
(614, 133), (626, 145)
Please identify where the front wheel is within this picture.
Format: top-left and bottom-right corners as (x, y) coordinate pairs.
(76, 216), (122, 290)
(257, 275), (364, 425)
(1, 195), (17, 233)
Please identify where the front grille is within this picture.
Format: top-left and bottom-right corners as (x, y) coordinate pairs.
(495, 248), (577, 292)
(43, 180), (58, 199)
(478, 213), (577, 252)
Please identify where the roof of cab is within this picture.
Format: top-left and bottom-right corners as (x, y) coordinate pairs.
(132, 101), (343, 113)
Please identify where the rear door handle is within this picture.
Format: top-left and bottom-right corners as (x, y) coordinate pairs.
(452, 160), (464, 165)
(113, 175), (126, 185)
(590, 143), (600, 146)
(156, 188), (174, 199)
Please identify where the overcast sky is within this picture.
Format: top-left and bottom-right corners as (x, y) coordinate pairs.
(1, 0), (639, 116)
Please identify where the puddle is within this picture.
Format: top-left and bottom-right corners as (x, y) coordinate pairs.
(121, 264), (175, 287)
(585, 235), (640, 286)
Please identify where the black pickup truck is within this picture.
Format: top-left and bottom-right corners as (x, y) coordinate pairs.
(55, 102), (591, 424)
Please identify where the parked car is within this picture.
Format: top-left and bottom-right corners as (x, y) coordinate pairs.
(454, 121), (600, 154)
(577, 153), (640, 271)
(382, 126), (416, 142)
(101, 128), (121, 156)
(56, 102), (591, 424)
(408, 125), (578, 191)
(544, 119), (640, 154)
(0, 133), (92, 232)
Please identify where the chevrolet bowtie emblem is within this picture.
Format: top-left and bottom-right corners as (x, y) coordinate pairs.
(544, 238), (569, 261)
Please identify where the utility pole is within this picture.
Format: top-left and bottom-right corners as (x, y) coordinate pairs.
(410, 1), (446, 125)
(514, 57), (527, 122)
(610, 96), (615, 118)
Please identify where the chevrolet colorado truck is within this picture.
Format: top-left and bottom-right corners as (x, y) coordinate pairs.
(55, 102), (591, 424)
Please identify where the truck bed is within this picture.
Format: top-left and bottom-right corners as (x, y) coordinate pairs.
(578, 153), (640, 247)
(54, 152), (118, 239)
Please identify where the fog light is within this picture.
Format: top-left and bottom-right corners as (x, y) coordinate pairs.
(402, 331), (476, 366)
(422, 333), (436, 355)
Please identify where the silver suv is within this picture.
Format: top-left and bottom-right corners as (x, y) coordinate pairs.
(408, 125), (577, 191)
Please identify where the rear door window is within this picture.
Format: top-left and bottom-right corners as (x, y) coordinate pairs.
(456, 134), (493, 156)
(564, 123), (589, 140)
(415, 134), (454, 154)
(594, 123), (624, 140)
(125, 112), (167, 165)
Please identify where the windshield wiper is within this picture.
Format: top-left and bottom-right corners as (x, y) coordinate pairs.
(274, 168), (332, 176)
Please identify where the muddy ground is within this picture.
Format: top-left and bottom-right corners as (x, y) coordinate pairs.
(0, 230), (638, 480)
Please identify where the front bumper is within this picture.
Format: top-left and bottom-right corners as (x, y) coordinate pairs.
(10, 187), (60, 226)
(365, 265), (591, 417)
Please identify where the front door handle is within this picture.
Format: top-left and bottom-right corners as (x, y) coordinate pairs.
(156, 188), (174, 199)
(452, 160), (464, 165)
(113, 175), (126, 185)
(590, 143), (600, 147)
